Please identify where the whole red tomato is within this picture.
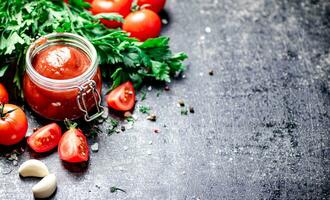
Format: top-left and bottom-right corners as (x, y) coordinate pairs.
(27, 123), (62, 153)
(137, 0), (166, 13)
(106, 81), (135, 111)
(58, 121), (89, 163)
(122, 9), (161, 41)
(91, 0), (132, 28)
(0, 83), (9, 104)
(0, 104), (28, 146)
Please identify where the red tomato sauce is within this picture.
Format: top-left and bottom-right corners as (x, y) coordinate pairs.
(24, 44), (102, 121)
(32, 45), (91, 79)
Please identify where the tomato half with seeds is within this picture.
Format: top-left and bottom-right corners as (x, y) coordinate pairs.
(58, 121), (89, 163)
(137, 0), (166, 13)
(91, 0), (132, 28)
(122, 9), (161, 41)
(27, 123), (62, 153)
(106, 81), (136, 111)
(0, 83), (9, 104)
(0, 104), (28, 146)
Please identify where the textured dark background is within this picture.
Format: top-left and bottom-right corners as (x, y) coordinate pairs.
(1, 0), (330, 199)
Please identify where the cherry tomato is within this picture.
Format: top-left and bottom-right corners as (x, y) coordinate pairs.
(27, 123), (62, 153)
(0, 84), (9, 104)
(122, 9), (161, 41)
(0, 104), (28, 146)
(91, 0), (132, 28)
(106, 81), (135, 111)
(58, 122), (89, 163)
(137, 0), (166, 13)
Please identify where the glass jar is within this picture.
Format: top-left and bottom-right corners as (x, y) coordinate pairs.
(24, 33), (105, 121)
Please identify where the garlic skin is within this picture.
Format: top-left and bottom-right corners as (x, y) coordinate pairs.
(18, 159), (49, 177)
(32, 173), (57, 198)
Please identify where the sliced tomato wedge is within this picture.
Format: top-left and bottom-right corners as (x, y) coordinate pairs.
(27, 123), (62, 153)
(106, 81), (136, 111)
(58, 122), (89, 163)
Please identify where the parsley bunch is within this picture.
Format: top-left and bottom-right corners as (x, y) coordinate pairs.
(0, 0), (187, 95)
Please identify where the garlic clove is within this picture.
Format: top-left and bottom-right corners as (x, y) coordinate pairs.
(32, 173), (57, 199)
(18, 159), (49, 177)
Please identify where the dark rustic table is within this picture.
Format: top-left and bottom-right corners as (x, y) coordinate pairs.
(1, 0), (330, 199)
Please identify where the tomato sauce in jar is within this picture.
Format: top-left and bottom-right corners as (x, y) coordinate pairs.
(24, 33), (104, 121)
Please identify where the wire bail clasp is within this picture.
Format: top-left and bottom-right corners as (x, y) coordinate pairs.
(76, 80), (105, 122)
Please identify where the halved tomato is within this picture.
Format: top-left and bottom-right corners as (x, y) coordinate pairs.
(27, 123), (62, 153)
(58, 122), (89, 163)
(106, 81), (136, 111)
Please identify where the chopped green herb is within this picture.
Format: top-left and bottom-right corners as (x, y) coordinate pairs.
(110, 186), (126, 193)
(139, 105), (151, 114)
(180, 108), (188, 115)
(106, 118), (119, 134)
(140, 91), (147, 101)
(126, 116), (135, 123)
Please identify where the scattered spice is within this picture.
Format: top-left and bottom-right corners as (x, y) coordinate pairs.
(121, 126), (126, 132)
(153, 128), (160, 133)
(91, 143), (99, 153)
(146, 114), (157, 122)
(164, 85), (170, 91)
(208, 69), (214, 76)
(178, 99), (185, 107)
(110, 187), (126, 193)
(189, 106), (195, 113)
(124, 111), (132, 118)
(161, 19), (168, 25)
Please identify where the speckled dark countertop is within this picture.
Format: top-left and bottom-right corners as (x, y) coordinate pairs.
(1, 0), (330, 199)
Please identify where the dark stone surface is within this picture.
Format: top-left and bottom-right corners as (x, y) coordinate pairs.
(1, 0), (330, 199)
